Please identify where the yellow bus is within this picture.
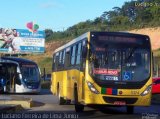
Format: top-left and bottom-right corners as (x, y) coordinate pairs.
(51, 31), (152, 114)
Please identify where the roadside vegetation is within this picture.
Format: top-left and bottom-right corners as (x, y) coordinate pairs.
(45, 0), (160, 42)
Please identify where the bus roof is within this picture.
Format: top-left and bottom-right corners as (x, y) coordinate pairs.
(0, 57), (37, 65)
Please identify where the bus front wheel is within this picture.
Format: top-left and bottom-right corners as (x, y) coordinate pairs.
(74, 87), (84, 112)
(126, 106), (134, 114)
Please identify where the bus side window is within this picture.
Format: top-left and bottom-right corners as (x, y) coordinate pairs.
(71, 45), (76, 66)
(55, 53), (59, 71)
(82, 40), (87, 59)
(58, 51), (63, 69)
(76, 42), (82, 65)
(62, 50), (66, 67)
(65, 47), (71, 68)
(81, 39), (87, 71)
(52, 54), (56, 71)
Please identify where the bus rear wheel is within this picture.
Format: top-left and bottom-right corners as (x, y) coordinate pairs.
(126, 106), (134, 114)
(74, 87), (84, 112)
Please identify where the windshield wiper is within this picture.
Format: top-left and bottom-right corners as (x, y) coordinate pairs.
(124, 47), (138, 63)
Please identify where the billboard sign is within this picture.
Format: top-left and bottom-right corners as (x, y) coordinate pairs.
(0, 28), (45, 54)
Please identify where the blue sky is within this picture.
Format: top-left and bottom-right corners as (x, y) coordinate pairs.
(0, 0), (130, 31)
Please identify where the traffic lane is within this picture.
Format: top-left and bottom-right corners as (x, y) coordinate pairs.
(10, 89), (160, 118)
(24, 98), (160, 119)
(24, 105), (144, 119)
(13, 89), (160, 112)
(26, 105), (159, 119)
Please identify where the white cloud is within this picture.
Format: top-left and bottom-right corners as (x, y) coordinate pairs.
(40, 1), (63, 9)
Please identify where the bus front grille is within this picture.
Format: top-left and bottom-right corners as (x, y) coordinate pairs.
(103, 96), (138, 104)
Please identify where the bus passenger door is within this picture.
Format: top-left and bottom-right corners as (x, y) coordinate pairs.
(81, 40), (87, 100)
(65, 48), (72, 100)
(82, 73), (85, 100)
(6, 63), (17, 93)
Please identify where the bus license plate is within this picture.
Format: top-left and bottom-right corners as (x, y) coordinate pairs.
(114, 101), (126, 105)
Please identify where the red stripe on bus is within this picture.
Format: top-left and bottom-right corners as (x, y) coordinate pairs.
(107, 88), (112, 95)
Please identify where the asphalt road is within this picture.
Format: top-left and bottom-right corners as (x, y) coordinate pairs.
(10, 89), (160, 119)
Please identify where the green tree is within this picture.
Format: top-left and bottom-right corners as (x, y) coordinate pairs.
(45, 29), (53, 38)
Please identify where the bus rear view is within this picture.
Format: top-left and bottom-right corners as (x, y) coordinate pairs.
(86, 32), (152, 113)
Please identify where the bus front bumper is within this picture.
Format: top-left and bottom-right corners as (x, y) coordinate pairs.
(84, 90), (151, 106)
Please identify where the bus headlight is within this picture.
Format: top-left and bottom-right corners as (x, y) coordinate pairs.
(87, 81), (99, 94)
(24, 78), (27, 82)
(141, 85), (152, 96)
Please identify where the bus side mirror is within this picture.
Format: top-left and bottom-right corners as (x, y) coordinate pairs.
(152, 52), (154, 69)
(152, 52), (157, 77)
(82, 46), (87, 59)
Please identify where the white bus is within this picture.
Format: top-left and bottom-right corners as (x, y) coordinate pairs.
(0, 57), (41, 93)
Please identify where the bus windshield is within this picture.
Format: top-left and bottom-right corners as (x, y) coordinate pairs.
(21, 64), (40, 82)
(89, 33), (151, 83)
